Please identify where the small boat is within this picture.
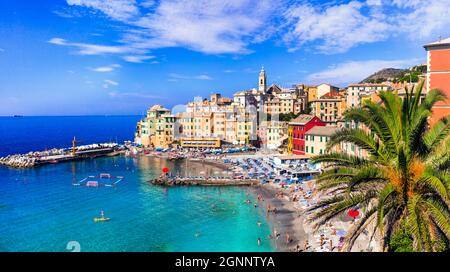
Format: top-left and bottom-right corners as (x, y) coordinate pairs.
(48, 160), (59, 164)
(94, 217), (111, 222)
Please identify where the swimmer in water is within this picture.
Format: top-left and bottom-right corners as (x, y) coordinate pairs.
(257, 238), (261, 247)
(257, 222), (262, 227)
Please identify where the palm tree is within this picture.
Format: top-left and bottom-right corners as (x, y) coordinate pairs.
(309, 81), (450, 252)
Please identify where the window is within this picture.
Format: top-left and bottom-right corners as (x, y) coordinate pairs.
(311, 147), (314, 153)
(306, 146), (309, 153)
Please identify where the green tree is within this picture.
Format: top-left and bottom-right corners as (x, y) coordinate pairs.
(309, 81), (450, 252)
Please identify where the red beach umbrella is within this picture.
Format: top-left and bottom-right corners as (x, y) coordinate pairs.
(162, 167), (170, 173)
(347, 209), (359, 219)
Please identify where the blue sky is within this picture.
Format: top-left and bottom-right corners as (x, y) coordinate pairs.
(0, 0), (449, 116)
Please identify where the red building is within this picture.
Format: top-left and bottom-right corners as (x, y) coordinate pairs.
(424, 38), (450, 125)
(288, 114), (325, 155)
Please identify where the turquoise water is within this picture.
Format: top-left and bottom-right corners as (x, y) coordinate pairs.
(0, 156), (274, 252)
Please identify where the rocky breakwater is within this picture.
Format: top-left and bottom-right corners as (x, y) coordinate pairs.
(150, 176), (259, 187)
(0, 154), (37, 168)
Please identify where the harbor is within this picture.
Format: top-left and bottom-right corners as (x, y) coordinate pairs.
(0, 137), (123, 168)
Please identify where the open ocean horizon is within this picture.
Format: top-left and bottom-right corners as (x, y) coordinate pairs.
(0, 116), (274, 252)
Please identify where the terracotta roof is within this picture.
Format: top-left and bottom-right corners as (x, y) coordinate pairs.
(305, 126), (340, 136)
(289, 114), (316, 125)
(320, 91), (343, 98)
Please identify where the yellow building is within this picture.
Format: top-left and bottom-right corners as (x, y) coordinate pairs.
(267, 121), (288, 150)
(311, 91), (346, 125)
(287, 125), (294, 153)
(134, 105), (176, 148)
(237, 117), (255, 145)
(263, 85), (307, 115)
(304, 126), (340, 155)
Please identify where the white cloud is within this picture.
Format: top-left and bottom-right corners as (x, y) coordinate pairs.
(282, 0), (450, 54)
(67, 0), (139, 21)
(168, 73), (213, 81)
(55, 0), (450, 56)
(48, 38), (135, 55)
(392, 0), (450, 39)
(104, 79), (119, 86)
(140, 0), (156, 8)
(63, 0), (279, 55)
(91, 64), (121, 72)
(283, 1), (389, 54)
(307, 59), (422, 85)
(195, 75), (213, 80)
(123, 55), (155, 63)
(103, 79), (119, 88)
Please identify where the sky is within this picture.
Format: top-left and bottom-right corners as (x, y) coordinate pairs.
(0, 0), (449, 116)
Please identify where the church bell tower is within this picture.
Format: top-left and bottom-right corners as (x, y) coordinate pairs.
(258, 66), (267, 93)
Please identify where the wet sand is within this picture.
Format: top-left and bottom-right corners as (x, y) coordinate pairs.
(251, 184), (308, 252)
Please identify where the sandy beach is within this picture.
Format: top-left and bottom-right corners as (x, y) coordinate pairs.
(251, 183), (309, 252)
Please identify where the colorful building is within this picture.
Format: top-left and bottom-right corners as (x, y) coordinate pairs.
(134, 105), (176, 148)
(424, 37), (450, 125)
(310, 91), (346, 125)
(305, 126), (340, 155)
(288, 114), (325, 155)
(258, 121), (288, 150)
(346, 83), (391, 108)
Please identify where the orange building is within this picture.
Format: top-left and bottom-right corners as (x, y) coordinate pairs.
(424, 38), (450, 124)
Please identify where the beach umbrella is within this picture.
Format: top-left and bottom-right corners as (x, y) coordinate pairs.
(347, 209), (359, 219)
(162, 167), (170, 173)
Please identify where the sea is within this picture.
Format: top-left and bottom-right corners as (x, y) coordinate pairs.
(0, 116), (274, 252)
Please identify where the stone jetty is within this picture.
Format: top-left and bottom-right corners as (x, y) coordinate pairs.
(150, 176), (259, 186)
(0, 143), (121, 169)
(0, 155), (37, 168)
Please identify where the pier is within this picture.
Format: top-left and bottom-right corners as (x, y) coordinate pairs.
(0, 142), (123, 168)
(150, 176), (259, 186)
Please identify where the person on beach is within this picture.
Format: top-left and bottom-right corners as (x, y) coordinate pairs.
(274, 228), (280, 239)
(286, 233), (291, 244)
(304, 240), (309, 251)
